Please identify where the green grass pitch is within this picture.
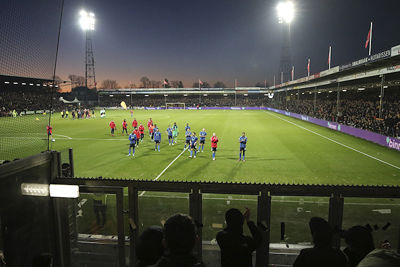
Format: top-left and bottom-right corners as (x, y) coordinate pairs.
(50, 109), (400, 185)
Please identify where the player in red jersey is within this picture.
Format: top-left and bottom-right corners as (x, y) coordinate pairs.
(122, 119), (128, 135)
(134, 127), (141, 146)
(138, 123), (145, 142)
(132, 118), (138, 128)
(149, 124), (155, 140)
(47, 125), (55, 142)
(109, 121), (116, 136)
(211, 133), (218, 160)
(147, 118), (153, 136)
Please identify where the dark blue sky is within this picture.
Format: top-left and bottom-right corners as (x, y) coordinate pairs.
(2, 0), (400, 88)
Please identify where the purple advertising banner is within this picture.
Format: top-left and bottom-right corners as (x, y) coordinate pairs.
(266, 108), (400, 152)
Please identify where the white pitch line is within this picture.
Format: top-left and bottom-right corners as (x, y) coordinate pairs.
(0, 136), (127, 141)
(139, 148), (188, 197)
(54, 134), (72, 139)
(266, 111), (400, 171)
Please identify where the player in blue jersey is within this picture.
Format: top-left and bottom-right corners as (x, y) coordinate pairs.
(199, 128), (207, 152)
(152, 124), (159, 140)
(128, 131), (137, 157)
(154, 128), (161, 152)
(189, 132), (198, 158)
(185, 123), (191, 131)
(239, 132), (247, 161)
(184, 128), (192, 149)
(172, 122), (179, 144)
(166, 125), (173, 145)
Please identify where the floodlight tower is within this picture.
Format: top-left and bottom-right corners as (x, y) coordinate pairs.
(277, 1), (294, 84)
(79, 10), (97, 90)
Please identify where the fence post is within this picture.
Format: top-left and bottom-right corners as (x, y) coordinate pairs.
(116, 188), (126, 267)
(256, 190), (271, 267)
(128, 185), (139, 267)
(68, 148), (74, 177)
(189, 187), (203, 261)
(328, 193), (344, 249)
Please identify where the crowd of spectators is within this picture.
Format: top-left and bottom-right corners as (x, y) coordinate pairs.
(26, 208), (400, 267)
(0, 89), (64, 116)
(99, 94), (270, 107)
(269, 98), (400, 138)
(132, 210), (400, 267)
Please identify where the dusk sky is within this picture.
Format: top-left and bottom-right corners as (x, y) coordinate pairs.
(2, 0), (400, 88)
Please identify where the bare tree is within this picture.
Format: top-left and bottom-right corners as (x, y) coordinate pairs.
(140, 76), (151, 88)
(213, 81), (226, 88)
(193, 81), (210, 88)
(170, 80), (180, 88)
(150, 80), (162, 88)
(101, 79), (119, 89)
(68, 74), (85, 87)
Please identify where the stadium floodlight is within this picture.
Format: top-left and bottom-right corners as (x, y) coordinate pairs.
(79, 10), (95, 31)
(277, 1), (294, 24)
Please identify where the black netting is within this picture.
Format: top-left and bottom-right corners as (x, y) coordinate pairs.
(0, 0), (63, 161)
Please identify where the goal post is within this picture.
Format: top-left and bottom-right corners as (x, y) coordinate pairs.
(166, 103), (186, 109)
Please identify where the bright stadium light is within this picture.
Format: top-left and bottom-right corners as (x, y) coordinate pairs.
(277, 1), (295, 24)
(49, 184), (79, 198)
(79, 9), (95, 31)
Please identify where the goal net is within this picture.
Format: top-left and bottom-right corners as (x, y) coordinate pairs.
(166, 103), (186, 109)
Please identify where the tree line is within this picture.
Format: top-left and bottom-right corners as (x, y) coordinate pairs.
(66, 74), (268, 89)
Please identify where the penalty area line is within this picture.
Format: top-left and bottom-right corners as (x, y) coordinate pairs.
(266, 111), (400, 171)
(139, 147), (188, 197)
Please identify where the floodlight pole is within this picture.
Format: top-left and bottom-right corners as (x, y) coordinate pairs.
(84, 30), (97, 90)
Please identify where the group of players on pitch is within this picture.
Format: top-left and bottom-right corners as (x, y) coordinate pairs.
(109, 118), (248, 161)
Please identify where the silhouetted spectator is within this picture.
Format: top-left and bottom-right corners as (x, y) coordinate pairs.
(156, 214), (204, 267)
(293, 217), (346, 267)
(216, 207), (262, 267)
(32, 253), (53, 267)
(342, 225), (374, 267)
(136, 226), (164, 267)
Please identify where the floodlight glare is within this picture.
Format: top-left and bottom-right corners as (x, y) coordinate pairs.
(277, 1), (294, 24)
(79, 9), (95, 31)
